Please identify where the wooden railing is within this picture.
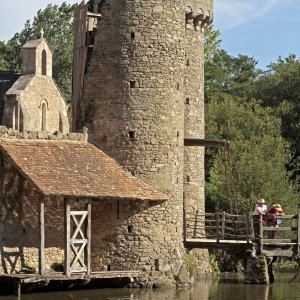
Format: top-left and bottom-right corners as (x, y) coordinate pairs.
(184, 211), (252, 242)
(185, 212), (300, 243)
(255, 214), (300, 255)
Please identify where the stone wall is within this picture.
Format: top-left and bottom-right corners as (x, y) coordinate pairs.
(0, 126), (87, 142)
(0, 156), (66, 273)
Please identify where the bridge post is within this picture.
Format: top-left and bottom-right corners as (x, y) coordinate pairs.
(245, 213), (250, 244)
(216, 212), (220, 243)
(258, 214), (263, 255)
(244, 255), (270, 284)
(297, 214), (300, 255)
(221, 211), (225, 239)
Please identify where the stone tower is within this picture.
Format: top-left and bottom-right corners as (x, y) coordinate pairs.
(74, 0), (213, 281)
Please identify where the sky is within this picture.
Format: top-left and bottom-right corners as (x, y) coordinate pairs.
(0, 0), (299, 69)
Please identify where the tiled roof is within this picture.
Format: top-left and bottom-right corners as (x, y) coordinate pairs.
(0, 139), (167, 201)
(0, 71), (20, 123)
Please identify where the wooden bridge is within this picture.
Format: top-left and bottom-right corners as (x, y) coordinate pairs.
(184, 212), (300, 257)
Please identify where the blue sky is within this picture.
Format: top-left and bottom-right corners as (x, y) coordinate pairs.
(0, 0), (299, 69)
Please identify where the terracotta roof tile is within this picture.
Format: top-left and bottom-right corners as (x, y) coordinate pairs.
(0, 139), (167, 201)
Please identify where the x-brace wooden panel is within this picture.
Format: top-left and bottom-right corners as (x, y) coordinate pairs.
(64, 202), (91, 276)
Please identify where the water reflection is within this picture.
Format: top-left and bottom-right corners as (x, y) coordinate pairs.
(1, 273), (300, 300)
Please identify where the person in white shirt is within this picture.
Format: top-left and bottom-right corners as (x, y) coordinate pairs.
(253, 199), (268, 236)
(254, 198), (268, 215)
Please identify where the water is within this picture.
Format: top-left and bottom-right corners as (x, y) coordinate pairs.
(0, 273), (299, 300)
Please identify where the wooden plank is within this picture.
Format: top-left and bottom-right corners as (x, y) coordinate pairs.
(263, 227), (297, 231)
(184, 138), (229, 148)
(39, 198), (45, 275)
(70, 211), (88, 216)
(262, 239), (294, 243)
(221, 211), (225, 239)
(64, 199), (71, 277)
(262, 249), (294, 257)
(216, 212), (220, 243)
(297, 214), (300, 255)
(259, 214), (263, 254)
(86, 203), (91, 275)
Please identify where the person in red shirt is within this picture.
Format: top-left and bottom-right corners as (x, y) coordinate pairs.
(266, 204), (285, 238)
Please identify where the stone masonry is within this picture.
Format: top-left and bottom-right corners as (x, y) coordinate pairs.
(74, 0), (214, 282)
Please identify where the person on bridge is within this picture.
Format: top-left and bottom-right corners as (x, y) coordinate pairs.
(253, 199), (268, 237)
(266, 204), (285, 226)
(253, 198), (268, 216)
(266, 204), (285, 238)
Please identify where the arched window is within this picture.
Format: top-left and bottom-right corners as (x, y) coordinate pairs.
(13, 101), (24, 132)
(59, 113), (63, 133)
(41, 102), (47, 131)
(42, 49), (47, 75)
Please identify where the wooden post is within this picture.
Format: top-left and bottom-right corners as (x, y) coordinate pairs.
(216, 212), (220, 243)
(245, 213), (250, 243)
(297, 214), (300, 255)
(86, 202), (91, 275)
(64, 198), (71, 276)
(221, 211), (225, 239)
(14, 280), (21, 299)
(258, 214), (263, 255)
(39, 198), (45, 275)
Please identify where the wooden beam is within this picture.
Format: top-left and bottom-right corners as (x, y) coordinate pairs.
(297, 214), (300, 255)
(86, 203), (91, 276)
(184, 138), (229, 148)
(39, 198), (45, 275)
(64, 198), (71, 277)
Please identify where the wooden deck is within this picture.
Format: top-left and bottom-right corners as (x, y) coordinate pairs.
(0, 271), (140, 296)
(184, 212), (300, 257)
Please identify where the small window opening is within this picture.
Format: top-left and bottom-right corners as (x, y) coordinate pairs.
(177, 83), (180, 90)
(176, 178), (179, 184)
(42, 49), (47, 75)
(186, 175), (190, 183)
(186, 59), (190, 66)
(41, 102), (47, 131)
(107, 265), (111, 271)
(128, 225), (133, 233)
(185, 98), (190, 105)
(130, 81), (136, 88)
(59, 114), (63, 133)
(128, 131), (135, 139)
(177, 131), (180, 137)
(154, 259), (160, 271)
(131, 32), (135, 40)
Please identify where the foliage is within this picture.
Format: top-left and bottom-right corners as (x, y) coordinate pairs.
(204, 28), (300, 215)
(209, 254), (220, 275)
(205, 94), (298, 214)
(18, 263), (36, 274)
(0, 2), (79, 103)
(183, 253), (199, 276)
(51, 261), (64, 272)
(253, 55), (300, 181)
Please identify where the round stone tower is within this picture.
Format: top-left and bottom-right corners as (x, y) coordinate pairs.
(184, 0), (213, 268)
(74, 0), (213, 283)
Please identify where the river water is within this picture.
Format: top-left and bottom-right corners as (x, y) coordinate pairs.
(0, 273), (299, 300)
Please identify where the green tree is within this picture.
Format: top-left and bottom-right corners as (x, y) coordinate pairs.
(1, 2), (79, 103)
(205, 94), (298, 214)
(253, 55), (300, 181)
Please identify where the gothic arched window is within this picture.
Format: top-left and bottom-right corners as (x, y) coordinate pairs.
(41, 102), (47, 131)
(42, 49), (47, 75)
